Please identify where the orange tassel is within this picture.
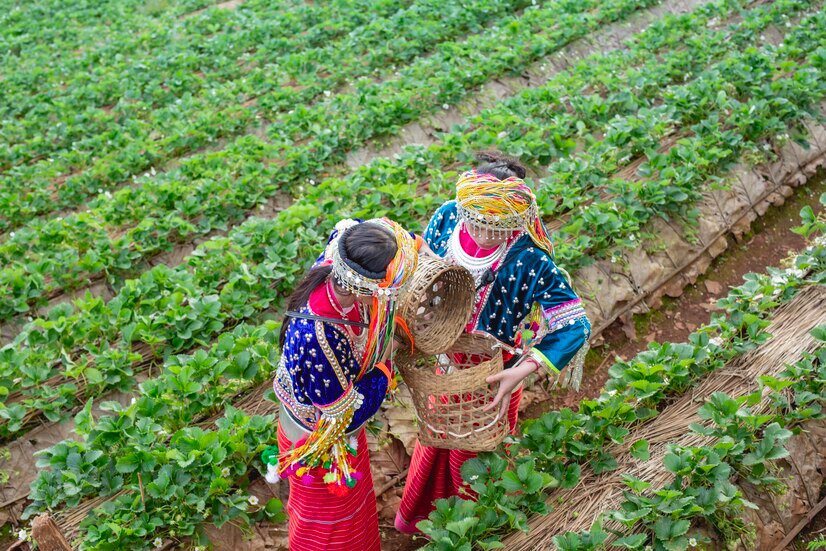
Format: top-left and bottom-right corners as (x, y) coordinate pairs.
(395, 316), (415, 353)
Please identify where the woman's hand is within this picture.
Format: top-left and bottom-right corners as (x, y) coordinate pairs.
(419, 240), (437, 258)
(483, 357), (540, 417)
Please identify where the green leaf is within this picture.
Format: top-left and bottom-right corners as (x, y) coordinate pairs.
(445, 517), (478, 538)
(500, 471), (523, 493)
(115, 453), (141, 474)
(592, 451), (618, 474)
(621, 474), (651, 494)
(663, 452), (686, 474)
(74, 399), (95, 436)
(613, 533), (648, 548)
(607, 425), (630, 444)
(630, 439), (650, 461)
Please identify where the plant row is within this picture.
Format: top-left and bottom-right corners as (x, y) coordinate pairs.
(552, 332), (825, 551)
(0, 0), (811, 441)
(0, 0), (532, 230)
(0, 0), (410, 173)
(0, 0), (753, 439)
(416, 195), (826, 550)
(24, 321), (289, 549)
(0, 218), (305, 439)
(0, 0), (656, 319)
(23, 180), (825, 551)
(265, 0), (825, 275)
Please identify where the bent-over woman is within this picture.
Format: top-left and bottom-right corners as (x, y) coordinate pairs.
(264, 218), (421, 550)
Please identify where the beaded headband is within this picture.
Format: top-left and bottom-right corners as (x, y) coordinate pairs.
(455, 169), (554, 256)
(330, 220), (415, 298)
(328, 218), (418, 381)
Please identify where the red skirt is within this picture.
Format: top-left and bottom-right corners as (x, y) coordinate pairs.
(395, 387), (523, 533)
(277, 423), (381, 551)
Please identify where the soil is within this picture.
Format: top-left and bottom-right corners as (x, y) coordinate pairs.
(795, 498), (826, 550)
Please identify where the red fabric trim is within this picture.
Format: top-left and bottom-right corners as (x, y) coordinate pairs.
(396, 387), (523, 533)
(277, 423), (380, 551)
(308, 283), (363, 334)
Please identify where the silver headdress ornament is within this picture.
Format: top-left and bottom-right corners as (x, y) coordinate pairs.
(329, 219), (416, 299)
(455, 170), (539, 241)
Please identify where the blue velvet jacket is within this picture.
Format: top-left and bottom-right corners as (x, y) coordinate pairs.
(424, 201), (590, 374)
(273, 220), (389, 433)
(274, 309), (388, 433)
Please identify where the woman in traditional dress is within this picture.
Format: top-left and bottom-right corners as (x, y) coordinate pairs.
(262, 218), (421, 551)
(395, 152), (591, 534)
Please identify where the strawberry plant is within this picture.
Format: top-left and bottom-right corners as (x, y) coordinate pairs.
(416, 194), (825, 549)
(0, 0), (659, 319)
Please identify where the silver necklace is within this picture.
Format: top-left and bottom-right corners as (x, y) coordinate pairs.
(325, 280), (366, 356)
(447, 225), (508, 287)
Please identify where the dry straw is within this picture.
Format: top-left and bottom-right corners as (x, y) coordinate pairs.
(504, 285), (826, 550)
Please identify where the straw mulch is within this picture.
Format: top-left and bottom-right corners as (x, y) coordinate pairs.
(504, 285), (826, 551)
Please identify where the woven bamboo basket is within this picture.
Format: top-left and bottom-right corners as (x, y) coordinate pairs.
(397, 334), (508, 451)
(398, 256), (474, 355)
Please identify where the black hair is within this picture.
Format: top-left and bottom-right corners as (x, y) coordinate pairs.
(279, 223), (398, 345)
(475, 150), (527, 180)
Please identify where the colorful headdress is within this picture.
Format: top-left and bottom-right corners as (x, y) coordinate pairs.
(331, 218), (419, 378)
(456, 170), (554, 257)
(268, 218), (419, 495)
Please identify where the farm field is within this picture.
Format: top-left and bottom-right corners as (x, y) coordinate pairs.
(0, 0), (825, 549)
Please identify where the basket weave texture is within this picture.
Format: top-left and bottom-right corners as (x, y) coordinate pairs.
(398, 256), (474, 355)
(397, 334), (508, 451)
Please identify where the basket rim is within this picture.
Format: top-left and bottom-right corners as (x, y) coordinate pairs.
(397, 256), (475, 355)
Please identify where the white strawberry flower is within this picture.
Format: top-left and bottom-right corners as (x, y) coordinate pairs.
(153, 537), (163, 548)
(786, 267), (805, 278)
(221, 467), (230, 477)
(248, 495), (259, 506)
(18, 529), (27, 541)
(689, 537), (697, 547)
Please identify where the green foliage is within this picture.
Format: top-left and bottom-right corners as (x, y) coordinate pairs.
(418, 178), (825, 549)
(9, 0), (826, 548)
(808, 535), (826, 550)
(0, 0), (652, 319)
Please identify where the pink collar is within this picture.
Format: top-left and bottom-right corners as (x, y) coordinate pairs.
(458, 223), (501, 258)
(308, 283), (363, 334)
